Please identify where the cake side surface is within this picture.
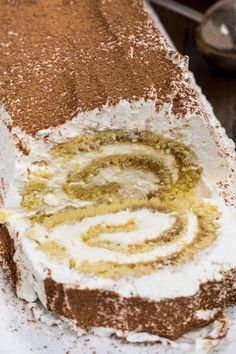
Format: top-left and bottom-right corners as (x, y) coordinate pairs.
(44, 269), (236, 340)
(0, 225), (17, 290)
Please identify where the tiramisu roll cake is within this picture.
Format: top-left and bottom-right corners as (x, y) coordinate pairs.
(0, 0), (236, 341)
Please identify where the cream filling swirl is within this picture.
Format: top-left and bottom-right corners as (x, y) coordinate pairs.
(1, 130), (220, 279)
(28, 198), (219, 278)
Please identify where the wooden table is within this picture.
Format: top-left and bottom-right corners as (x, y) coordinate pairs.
(152, 0), (236, 142)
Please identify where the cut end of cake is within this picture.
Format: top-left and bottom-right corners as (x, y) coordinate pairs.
(1, 127), (236, 340)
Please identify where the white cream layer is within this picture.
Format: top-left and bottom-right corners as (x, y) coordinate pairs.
(9, 209), (197, 265)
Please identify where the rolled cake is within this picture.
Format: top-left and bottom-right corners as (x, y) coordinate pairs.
(0, 0), (236, 341)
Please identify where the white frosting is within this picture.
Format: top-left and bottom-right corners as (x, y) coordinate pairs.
(196, 309), (218, 321)
(99, 210), (175, 244)
(90, 326), (166, 344)
(0, 109), (16, 203)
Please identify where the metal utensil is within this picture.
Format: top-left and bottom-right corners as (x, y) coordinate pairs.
(150, 0), (236, 71)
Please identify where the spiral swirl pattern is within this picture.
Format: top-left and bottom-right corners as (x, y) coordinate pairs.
(21, 131), (220, 278)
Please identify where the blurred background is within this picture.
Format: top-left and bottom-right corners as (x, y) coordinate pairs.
(151, 0), (236, 142)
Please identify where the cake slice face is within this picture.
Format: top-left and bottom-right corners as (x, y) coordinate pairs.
(0, 0), (236, 342)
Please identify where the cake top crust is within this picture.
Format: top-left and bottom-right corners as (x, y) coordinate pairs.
(0, 0), (198, 134)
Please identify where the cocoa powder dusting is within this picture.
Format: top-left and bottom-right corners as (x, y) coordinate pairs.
(0, 225), (17, 290)
(0, 0), (199, 135)
(44, 270), (236, 339)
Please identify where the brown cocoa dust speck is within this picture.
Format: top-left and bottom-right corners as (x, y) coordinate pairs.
(0, 0), (199, 135)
